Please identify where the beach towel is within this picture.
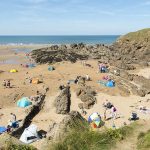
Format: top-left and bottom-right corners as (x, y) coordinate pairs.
(0, 126), (7, 134)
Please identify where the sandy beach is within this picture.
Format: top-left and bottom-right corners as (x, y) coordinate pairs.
(0, 45), (150, 149)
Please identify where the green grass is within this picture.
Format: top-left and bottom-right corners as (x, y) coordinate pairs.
(1, 141), (37, 150)
(137, 130), (150, 150)
(48, 123), (136, 150)
(118, 28), (150, 42)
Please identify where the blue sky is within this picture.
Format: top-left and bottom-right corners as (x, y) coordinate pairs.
(0, 0), (150, 35)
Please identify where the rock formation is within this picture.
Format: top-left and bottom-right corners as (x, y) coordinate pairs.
(55, 86), (71, 114)
(47, 111), (87, 141)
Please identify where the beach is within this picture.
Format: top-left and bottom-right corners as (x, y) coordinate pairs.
(0, 44), (150, 149)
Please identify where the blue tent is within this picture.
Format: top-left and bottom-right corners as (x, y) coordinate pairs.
(48, 66), (55, 71)
(17, 97), (32, 108)
(106, 81), (115, 87)
(28, 64), (36, 68)
(0, 126), (7, 134)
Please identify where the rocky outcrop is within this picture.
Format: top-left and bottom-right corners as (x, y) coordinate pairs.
(110, 28), (150, 66)
(11, 94), (46, 138)
(47, 111), (87, 141)
(55, 86), (71, 114)
(31, 43), (110, 64)
(76, 85), (97, 109)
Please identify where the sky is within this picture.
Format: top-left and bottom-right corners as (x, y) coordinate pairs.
(0, 0), (150, 35)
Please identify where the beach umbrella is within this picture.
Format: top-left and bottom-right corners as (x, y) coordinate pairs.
(88, 112), (101, 128)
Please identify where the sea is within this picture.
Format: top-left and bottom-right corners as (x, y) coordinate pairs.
(0, 35), (120, 45)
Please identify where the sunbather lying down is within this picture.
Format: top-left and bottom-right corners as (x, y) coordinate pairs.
(136, 106), (150, 114)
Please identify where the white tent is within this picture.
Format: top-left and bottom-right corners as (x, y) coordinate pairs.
(19, 124), (40, 144)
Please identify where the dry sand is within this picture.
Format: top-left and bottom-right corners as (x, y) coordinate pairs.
(0, 45), (150, 149)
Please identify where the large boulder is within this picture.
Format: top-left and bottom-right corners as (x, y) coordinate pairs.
(55, 86), (71, 114)
(47, 111), (87, 141)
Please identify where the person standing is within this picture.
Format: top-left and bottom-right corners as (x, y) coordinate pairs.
(10, 113), (16, 122)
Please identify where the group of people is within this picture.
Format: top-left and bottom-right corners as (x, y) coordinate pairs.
(4, 113), (18, 133)
(2, 80), (11, 88)
(103, 100), (118, 120)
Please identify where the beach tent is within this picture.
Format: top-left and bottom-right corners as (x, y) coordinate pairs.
(32, 78), (39, 84)
(19, 124), (40, 144)
(48, 66), (55, 71)
(0, 126), (7, 134)
(106, 80), (114, 87)
(28, 63), (36, 68)
(17, 97), (32, 108)
(10, 69), (18, 73)
(88, 112), (101, 128)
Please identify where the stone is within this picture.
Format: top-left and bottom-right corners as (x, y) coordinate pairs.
(55, 86), (71, 114)
(78, 103), (84, 109)
(83, 100), (95, 109)
(47, 111), (87, 141)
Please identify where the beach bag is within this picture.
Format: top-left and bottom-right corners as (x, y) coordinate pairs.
(113, 107), (117, 112)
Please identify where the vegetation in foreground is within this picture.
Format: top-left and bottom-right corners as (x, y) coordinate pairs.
(137, 130), (150, 150)
(0, 141), (36, 150)
(48, 123), (137, 150)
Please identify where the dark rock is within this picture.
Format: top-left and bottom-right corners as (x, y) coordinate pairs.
(55, 86), (71, 114)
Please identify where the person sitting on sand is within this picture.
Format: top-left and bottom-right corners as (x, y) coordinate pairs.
(85, 74), (90, 81)
(2, 80), (6, 87)
(103, 100), (113, 109)
(6, 80), (11, 88)
(129, 112), (139, 121)
(110, 106), (117, 119)
(10, 113), (16, 122)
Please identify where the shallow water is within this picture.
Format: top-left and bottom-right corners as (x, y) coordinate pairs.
(11, 48), (32, 53)
(0, 58), (19, 64)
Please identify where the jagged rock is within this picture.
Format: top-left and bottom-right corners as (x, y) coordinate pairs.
(78, 103), (84, 109)
(80, 94), (96, 103)
(77, 77), (85, 86)
(55, 86), (71, 114)
(83, 100), (95, 109)
(11, 94), (46, 138)
(47, 111), (87, 141)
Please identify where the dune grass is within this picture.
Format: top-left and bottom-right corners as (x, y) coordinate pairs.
(48, 123), (136, 150)
(0, 141), (36, 150)
(137, 130), (150, 150)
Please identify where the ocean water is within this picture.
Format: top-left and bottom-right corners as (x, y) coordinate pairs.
(0, 35), (120, 45)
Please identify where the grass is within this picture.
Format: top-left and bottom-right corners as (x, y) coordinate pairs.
(119, 28), (150, 42)
(137, 130), (150, 150)
(0, 141), (36, 150)
(48, 122), (136, 150)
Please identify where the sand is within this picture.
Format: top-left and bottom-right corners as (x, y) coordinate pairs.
(0, 45), (150, 149)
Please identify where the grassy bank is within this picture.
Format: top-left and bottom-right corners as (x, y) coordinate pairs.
(1, 141), (36, 150)
(48, 123), (137, 150)
(137, 130), (150, 150)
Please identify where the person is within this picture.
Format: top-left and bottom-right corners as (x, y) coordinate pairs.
(36, 90), (40, 95)
(28, 77), (32, 83)
(129, 112), (139, 121)
(10, 113), (16, 122)
(103, 100), (113, 109)
(110, 106), (117, 119)
(85, 74), (90, 81)
(2, 80), (6, 87)
(6, 80), (11, 88)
